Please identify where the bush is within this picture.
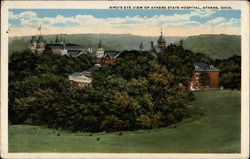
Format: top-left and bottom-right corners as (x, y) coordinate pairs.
(100, 115), (127, 132)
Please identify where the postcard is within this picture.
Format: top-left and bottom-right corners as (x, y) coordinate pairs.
(1, 1), (249, 159)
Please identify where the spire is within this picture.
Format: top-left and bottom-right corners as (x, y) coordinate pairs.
(98, 40), (102, 48)
(31, 36), (37, 43)
(158, 28), (165, 43)
(55, 35), (59, 43)
(139, 41), (144, 50)
(88, 41), (92, 48)
(60, 34), (63, 42)
(37, 25), (41, 36)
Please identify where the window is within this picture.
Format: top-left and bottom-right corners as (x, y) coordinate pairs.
(195, 73), (199, 80)
(195, 66), (199, 70)
(195, 81), (199, 87)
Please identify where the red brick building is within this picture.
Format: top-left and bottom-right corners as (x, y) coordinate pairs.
(95, 51), (121, 66)
(185, 62), (220, 91)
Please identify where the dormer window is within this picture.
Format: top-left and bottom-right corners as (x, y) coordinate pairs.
(209, 65), (214, 70)
(195, 66), (199, 70)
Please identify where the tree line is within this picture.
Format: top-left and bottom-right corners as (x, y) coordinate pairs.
(9, 45), (241, 132)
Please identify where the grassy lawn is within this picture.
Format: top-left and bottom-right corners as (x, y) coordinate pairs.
(9, 91), (241, 153)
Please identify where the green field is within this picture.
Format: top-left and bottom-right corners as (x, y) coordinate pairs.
(9, 91), (241, 153)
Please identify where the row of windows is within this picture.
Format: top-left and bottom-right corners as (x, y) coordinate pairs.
(195, 65), (214, 70)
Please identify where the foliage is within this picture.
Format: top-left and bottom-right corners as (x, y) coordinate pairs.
(9, 44), (241, 132)
(214, 55), (241, 90)
(9, 91), (240, 153)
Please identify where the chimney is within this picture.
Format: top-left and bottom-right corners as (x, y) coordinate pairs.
(151, 41), (154, 48)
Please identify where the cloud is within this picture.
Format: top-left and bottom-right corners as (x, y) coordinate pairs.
(206, 17), (226, 25)
(190, 10), (216, 17)
(217, 18), (241, 27)
(8, 10), (240, 37)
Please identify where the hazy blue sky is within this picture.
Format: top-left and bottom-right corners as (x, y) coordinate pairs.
(9, 9), (241, 37)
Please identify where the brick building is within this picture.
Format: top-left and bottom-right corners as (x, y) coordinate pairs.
(185, 62), (220, 91)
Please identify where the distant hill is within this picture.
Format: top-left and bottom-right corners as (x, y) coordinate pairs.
(183, 34), (241, 59)
(9, 34), (240, 59)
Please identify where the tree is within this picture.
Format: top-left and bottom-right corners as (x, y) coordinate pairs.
(214, 55), (241, 90)
(9, 47), (195, 132)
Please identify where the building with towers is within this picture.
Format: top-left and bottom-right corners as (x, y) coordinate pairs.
(30, 36), (46, 55)
(30, 34), (87, 57)
(151, 28), (167, 53)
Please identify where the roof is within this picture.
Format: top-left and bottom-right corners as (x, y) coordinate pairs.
(87, 50), (97, 57)
(46, 44), (63, 49)
(68, 50), (84, 57)
(69, 72), (82, 76)
(158, 30), (165, 43)
(69, 65), (101, 79)
(55, 36), (60, 43)
(158, 35), (165, 43)
(98, 40), (102, 48)
(31, 36), (37, 43)
(104, 51), (120, 58)
(68, 72), (92, 83)
(139, 42), (144, 50)
(65, 44), (85, 50)
(46, 44), (85, 50)
(194, 62), (220, 71)
(86, 65), (101, 72)
(152, 46), (163, 53)
(37, 36), (45, 43)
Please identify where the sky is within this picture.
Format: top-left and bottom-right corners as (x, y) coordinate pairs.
(9, 9), (241, 37)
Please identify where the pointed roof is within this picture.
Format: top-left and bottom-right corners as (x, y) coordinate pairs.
(60, 34), (63, 42)
(55, 35), (59, 43)
(37, 36), (45, 43)
(157, 28), (165, 43)
(31, 36), (37, 43)
(139, 41), (144, 50)
(88, 41), (92, 48)
(98, 40), (102, 48)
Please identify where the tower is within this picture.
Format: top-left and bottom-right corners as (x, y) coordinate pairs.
(55, 35), (60, 44)
(60, 34), (64, 44)
(88, 41), (93, 53)
(96, 40), (104, 58)
(139, 41), (145, 52)
(36, 36), (46, 55)
(30, 36), (37, 53)
(157, 28), (166, 49)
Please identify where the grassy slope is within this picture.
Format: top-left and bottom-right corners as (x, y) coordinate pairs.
(9, 91), (240, 153)
(183, 34), (241, 59)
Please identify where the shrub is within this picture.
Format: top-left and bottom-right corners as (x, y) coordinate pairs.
(100, 115), (127, 132)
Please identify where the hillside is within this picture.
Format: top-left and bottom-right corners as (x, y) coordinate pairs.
(183, 34), (241, 59)
(9, 91), (240, 153)
(9, 34), (241, 59)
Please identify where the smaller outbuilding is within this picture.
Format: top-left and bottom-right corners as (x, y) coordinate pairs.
(184, 62), (220, 91)
(68, 64), (101, 88)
